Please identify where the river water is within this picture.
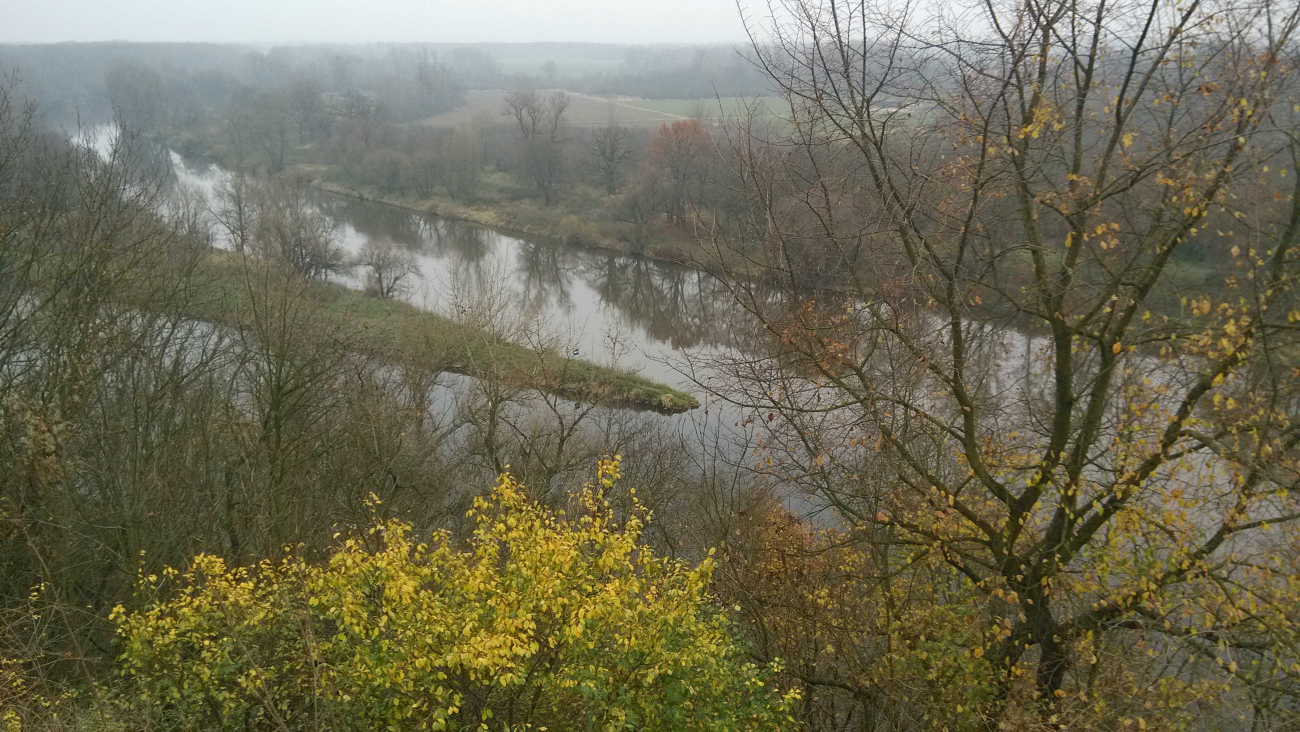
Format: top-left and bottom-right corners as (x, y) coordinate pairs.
(167, 149), (739, 398)
(85, 128), (1224, 525)
(160, 144), (1089, 443)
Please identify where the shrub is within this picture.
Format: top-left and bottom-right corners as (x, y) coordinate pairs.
(113, 459), (797, 730)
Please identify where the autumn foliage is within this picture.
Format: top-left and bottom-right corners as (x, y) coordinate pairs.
(647, 119), (711, 225)
(112, 460), (798, 730)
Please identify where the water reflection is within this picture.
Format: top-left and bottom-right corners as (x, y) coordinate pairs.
(582, 255), (724, 351)
(304, 189), (736, 375)
(314, 194), (427, 249)
(516, 240), (575, 313)
(429, 219), (492, 265)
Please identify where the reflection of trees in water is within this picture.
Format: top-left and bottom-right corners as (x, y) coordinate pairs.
(429, 219), (492, 264)
(580, 254), (729, 351)
(298, 193), (737, 352)
(314, 196), (426, 248)
(515, 240), (574, 313)
(312, 198), (507, 280)
(427, 219), (496, 293)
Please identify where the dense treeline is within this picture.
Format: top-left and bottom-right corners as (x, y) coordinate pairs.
(0, 41), (766, 129)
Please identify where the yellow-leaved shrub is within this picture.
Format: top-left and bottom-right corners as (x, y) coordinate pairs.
(112, 459), (798, 730)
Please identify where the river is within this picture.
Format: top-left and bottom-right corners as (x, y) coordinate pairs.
(166, 148), (740, 396)
(90, 127), (1213, 523)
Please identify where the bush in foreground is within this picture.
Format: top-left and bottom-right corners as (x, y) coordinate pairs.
(112, 459), (797, 730)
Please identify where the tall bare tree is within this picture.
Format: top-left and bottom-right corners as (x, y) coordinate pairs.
(504, 87), (570, 204)
(589, 112), (633, 195)
(285, 74), (326, 143)
(702, 0), (1300, 727)
(209, 170), (257, 254)
(252, 180), (347, 281)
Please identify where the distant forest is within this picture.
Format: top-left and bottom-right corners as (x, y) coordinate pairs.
(0, 41), (770, 127)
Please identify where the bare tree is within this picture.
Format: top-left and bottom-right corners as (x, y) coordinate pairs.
(331, 89), (384, 125)
(469, 108), (495, 169)
(209, 170), (257, 253)
(254, 94), (293, 174)
(285, 74), (326, 142)
(503, 87), (542, 138)
(701, 0), (1300, 727)
(614, 173), (662, 253)
(503, 87), (570, 204)
(355, 239), (420, 300)
(646, 120), (710, 226)
(252, 180), (347, 281)
(0, 92), (220, 689)
(589, 113), (632, 195)
(165, 181), (213, 247)
(104, 61), (165, 136)
(228, 91), (293, 173)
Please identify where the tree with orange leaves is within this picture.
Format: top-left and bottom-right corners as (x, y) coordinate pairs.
(647, 119), (712, 226)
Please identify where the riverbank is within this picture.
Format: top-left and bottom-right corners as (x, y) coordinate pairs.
(178, 252), (699, 414)
(304, 172), (701, 266)
(170, 128), (718, 277)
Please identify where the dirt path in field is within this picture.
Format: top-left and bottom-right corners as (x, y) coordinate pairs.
(567, 92), (690, 121)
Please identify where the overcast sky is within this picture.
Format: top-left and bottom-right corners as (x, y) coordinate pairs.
(1, 0), (755, 44)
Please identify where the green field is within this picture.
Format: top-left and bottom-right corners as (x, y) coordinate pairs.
(630, 96), (784, 120)
(419, 90), (785, 129)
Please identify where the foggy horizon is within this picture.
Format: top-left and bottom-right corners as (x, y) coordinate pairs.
(2, 0), (754, 45)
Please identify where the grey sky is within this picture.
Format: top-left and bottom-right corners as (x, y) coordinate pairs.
(1, 0), (754, 44)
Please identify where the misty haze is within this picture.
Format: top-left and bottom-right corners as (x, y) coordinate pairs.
(2, 0), (1300, 730)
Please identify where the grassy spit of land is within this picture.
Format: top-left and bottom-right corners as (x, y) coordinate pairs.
(173, 251), (699, 414)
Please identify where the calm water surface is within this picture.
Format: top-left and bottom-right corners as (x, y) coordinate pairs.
(168, 150), (740, 393)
